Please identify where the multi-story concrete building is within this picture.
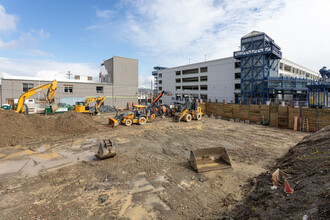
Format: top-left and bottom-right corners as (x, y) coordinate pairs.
(154, 33), (320, 105)
(1, 56), (138, 109)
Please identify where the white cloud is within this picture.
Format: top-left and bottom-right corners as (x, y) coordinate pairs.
(139, 75), (154, 88)
(0, 57), (99, 81)
(0, 4), (18, 31)
(19, 49), (55, 58)
(96, 9), (114, 18)
(0, 38), (17, 49)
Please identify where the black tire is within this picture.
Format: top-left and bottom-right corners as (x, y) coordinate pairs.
(138, 117), (147, 125)
(125, 119), (133, 126)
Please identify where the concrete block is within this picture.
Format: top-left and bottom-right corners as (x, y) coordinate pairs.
(229, 119), (235, 122)
(257, 121), (261, 125)
(234, 118), (240, 122)
(245, 120), (250, 124)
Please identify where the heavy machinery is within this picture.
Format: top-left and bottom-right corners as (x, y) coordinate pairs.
(190, 147), (232, 172)
(173, 101), (202, 122)
(108, 105), (153, 127)
(74, 97), (105, 115)
(15, 79), (58, 115)
(147, 90), (172, 118)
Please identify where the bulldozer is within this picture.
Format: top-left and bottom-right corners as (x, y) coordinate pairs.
(74, 97), (105, 115)
(108, 105), (154, 127)
(173, 101), (202, 122)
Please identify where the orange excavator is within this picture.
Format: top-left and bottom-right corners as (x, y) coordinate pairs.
(147, 90), (172, 118)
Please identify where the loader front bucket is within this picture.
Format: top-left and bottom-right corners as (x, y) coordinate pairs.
(190, 147), (232, 172)
(96, 139), (116, 160)
(108, 117), (119, 127)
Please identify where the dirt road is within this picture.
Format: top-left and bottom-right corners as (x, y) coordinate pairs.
(0, 114), (307, 219)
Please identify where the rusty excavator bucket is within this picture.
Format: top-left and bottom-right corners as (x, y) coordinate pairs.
(190, 147), (232, 172)
(96, 139), (116, 160)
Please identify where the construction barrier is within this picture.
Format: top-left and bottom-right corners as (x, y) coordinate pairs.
(198, 100), (330, 132)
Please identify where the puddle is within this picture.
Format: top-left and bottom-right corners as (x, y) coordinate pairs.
(0, 143), (96, 177)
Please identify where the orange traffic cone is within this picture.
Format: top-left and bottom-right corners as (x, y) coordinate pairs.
(284, 180), (294, 194)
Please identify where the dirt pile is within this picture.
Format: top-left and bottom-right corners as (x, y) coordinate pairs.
(0, 111), (100, 147)
(221, 126), (330, 219)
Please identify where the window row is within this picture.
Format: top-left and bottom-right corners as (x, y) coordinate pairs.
(279, 62), (316, 79)
(175, 67), (208, 76)
(175, 76), (208, 83)
(175, 85), (208, 91)
(22, 83), (104, 94)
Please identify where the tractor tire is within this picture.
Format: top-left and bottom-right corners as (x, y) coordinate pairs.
(125, 119), (133, 126)
(151, 114), (156, 120)
(138, 117), (147, 125)
(184, 114), (192, 122)
(195, 113), (202, 120)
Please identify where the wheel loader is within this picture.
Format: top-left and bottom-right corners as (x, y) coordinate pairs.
(108, 105), (154, 127)
(173, 101), (203, 122)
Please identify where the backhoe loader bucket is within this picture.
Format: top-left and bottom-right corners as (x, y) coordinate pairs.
(190, 147), (232, 172)
(108, 117), (119, 127)
(96, 139), (116, 160)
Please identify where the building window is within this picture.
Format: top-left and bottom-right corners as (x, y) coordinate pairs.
(279, 63), (283, 70)
(159, 73), (162, 78)
(88, 76), (93, 81)
(96, 86), (104, 93)
(175, 94), (181, 100)
(159, 80), (162, 84)
(284, 64), (291, 72)
(176, 71), (181, 75)
(200, 85), (208, 91)
(235, 62), (241, 68)
(64, 85), (73, 93)
(200, 94), (208, 102)
(200, 67), (208, 73)
(23, 83), (34, 92)
(235, 83), (241, 90)
(306, 72), (310, 78)
(182, 85), (198, 91)
(159, 87), (162, 91)
(74, 75), (80, 80)
(182, 77), (199, 83)
(182, 68), (198, 75)
(235, 72), (241, 80)
(176, 78), (181, 83)
(200, 76), (208, 82)
(176, 86), (181, 91)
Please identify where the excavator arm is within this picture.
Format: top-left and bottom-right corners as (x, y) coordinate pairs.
(15, 80), (58, 114)
(153, 90), (172, 103)
(83, 97), (106, 113)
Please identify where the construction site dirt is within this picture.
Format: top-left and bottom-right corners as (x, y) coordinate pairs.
(0, 111), (310, 219)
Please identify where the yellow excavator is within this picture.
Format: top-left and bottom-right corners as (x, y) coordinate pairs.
(15, 79), (58, 115)
(74, 97), (106, 115)
(108, 105), (154, 127)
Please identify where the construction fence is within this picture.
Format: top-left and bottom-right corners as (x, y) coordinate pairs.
(198, 101), (330, 133)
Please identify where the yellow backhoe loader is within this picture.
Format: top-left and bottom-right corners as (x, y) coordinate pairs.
(108, 105), (154, 127)
(15, 79), (58, 115)
(173, 101), (202, 122)
(74, 97), (105, 115)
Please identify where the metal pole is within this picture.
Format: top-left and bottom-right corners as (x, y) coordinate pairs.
(316, 106), (319, 132)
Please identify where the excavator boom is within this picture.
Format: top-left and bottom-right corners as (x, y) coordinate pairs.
(15, 80), (58, 114)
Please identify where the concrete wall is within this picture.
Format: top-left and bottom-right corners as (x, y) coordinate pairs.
(0, 79), (135, 108)
(158, 57), (237, 105)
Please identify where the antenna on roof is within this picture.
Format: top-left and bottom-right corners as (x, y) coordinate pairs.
(67, 71), (72, 79)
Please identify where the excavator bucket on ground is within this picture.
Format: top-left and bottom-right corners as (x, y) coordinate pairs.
(108, 117), (120, 127)
(190, 147), (232, 172)
(96, 139), (116, 160)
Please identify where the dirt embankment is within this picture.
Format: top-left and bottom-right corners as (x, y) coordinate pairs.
(221, 126), (330, 220)
(0, 111), (101, 147)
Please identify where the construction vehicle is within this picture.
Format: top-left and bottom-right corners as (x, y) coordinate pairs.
(15, 79), (58, 115)
(190, 147), (232, 172)
(74, 97), (105, 115)
(148, 90), (172, 118)
(173, 101), (202, 122)
(108, 105), (153, 127)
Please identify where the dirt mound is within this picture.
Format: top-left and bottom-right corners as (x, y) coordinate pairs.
(55, 111), (99, 134)
(221, 126), (330, 219)
(0, 111), (100, 147)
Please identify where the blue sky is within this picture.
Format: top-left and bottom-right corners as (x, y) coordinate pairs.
(1, 0), (330, 87)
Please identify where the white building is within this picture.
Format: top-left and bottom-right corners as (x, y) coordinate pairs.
(155, 57), (320, 105)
